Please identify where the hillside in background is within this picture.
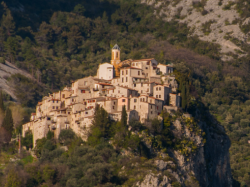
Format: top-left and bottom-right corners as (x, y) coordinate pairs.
(143, 0), (250, 61)
(0, 0), (249, 186)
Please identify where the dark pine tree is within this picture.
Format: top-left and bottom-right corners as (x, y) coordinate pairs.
(0, 91), (4, 111)
(2, 108), (14, 139)
(89, 105), (111, 141)
(121, 105), (127, 127)
(181, 82), (187, 110)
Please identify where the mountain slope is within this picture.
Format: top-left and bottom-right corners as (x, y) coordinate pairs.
(142, 0), (250, 61)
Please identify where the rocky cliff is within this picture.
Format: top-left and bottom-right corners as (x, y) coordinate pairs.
(122, 110), (232, 187)
(142, 0), (250, 61)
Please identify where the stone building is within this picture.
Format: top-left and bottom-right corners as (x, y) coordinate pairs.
(22, 44), (181, 146)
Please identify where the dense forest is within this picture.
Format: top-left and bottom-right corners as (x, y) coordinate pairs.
(0, 0), (249, 186)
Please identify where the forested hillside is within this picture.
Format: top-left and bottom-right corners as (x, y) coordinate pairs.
(0, 0), (249, 186)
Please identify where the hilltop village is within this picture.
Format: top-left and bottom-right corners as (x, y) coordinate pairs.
(22, 45), (180, 146)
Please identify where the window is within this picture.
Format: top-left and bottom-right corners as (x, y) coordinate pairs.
(68, 112), (70, 114)
(113, 106), (115, 109)
(126, 70), (128, 75)
(147, 88), (149, 92)
(134, 84), (136, 87)
(81, 90), (85, 93)
(126, 77), (128, 82)
(157, 106), (159, 110)
(62, 94), (65, 98)
(118, 90), (120, 93)
(151, 111), (153, 114)
(56, 106), (58, 109)
(85, 112), (88, 114)
(122, 70), (124, 75)
(141, 83), (143, 86)
(138, 71), (140, 76)
(72, 99), (74, 102)
(151, 105), (152, 109)
(84, 81), (87, 85)
(146, 67), (148, 69)
(159, 87), (161, 91)
(122, 99), (125, 102)
(156, 95), (158, 98)
(116, 52), (118, 58)
(134, 99), (137, 102)
(53, 100), (54, 103)
(156, 87), (158, 91)
(147, 61), (150, 65)
(134, 106), (136, 109)
(114, 102), (115, 105)
(143, 98), (145, 102)
(52, 106), (55, 109)
(122, 78), (124, 83)
(150, 99), (152, 103)
(140, 98), (142, 101)
(159, 95), (161, 98)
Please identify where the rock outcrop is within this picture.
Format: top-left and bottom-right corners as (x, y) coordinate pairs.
(136, 111), (232, 187)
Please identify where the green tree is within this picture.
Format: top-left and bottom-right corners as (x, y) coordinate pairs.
(113, 106), (130, 148)
(121, 105), (127, 127)
(88, 105), (111, 145)
(1, 2), (15, 37)
(73, 4), (85, 16)
(4, 37), (19, 63)
(58, 129), (76, 145)
(181, 82), (187, 110)
(4, 168), (21, 187)
(2, 108), (14, 139)
(35, 137), (47, 157)
(21, 130), (33, 150)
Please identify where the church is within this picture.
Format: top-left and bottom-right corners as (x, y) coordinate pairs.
(22, 44), (180, 147)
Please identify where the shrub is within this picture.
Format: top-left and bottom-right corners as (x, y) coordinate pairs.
(223, 1), (235, 10)
(58, 129), (76, 145)
(0, 57), (5, 64)
(240, 119), (250, 128)
(201, 20), (215, 35)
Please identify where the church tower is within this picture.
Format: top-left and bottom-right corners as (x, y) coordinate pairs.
(111, 44), (121, 77)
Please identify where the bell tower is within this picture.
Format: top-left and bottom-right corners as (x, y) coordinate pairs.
(111, 44), (121, 77)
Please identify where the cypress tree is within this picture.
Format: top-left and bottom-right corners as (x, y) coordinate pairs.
(90, 105), (111, 139)
(2, 108), (14, 136)
(181, 82), (187, 110)
(121, 105), (127, 127)
(0, 91), (4, 111)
